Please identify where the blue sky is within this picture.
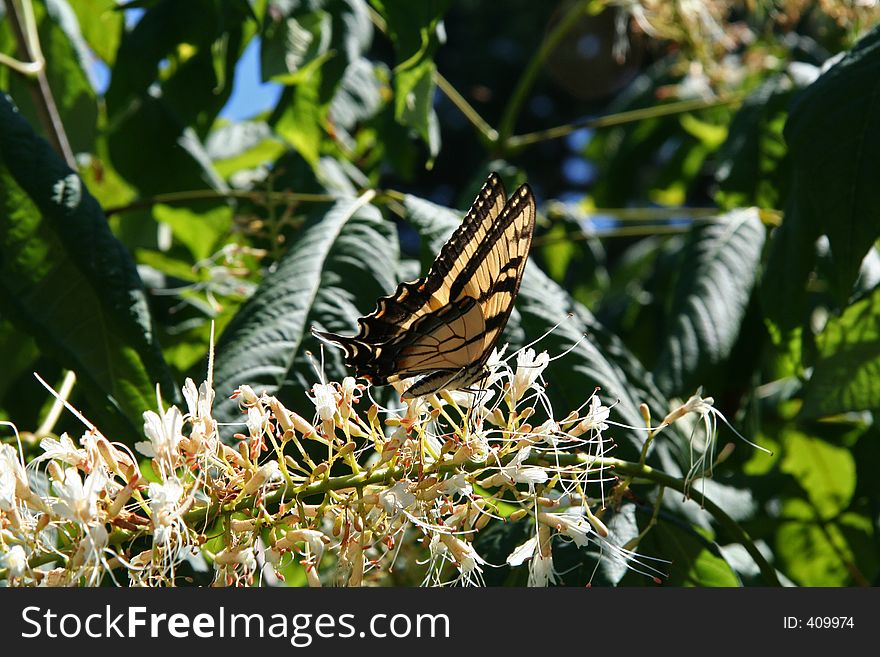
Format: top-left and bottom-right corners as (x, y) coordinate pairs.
(219, 38), (283, 121)
(93, 8), (281, 123)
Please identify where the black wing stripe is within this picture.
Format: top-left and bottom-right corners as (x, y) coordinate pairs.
(449, 186), (534, 302)
(310, 173), (536, 397)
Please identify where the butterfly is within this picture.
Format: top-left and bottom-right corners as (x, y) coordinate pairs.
(312, 172), (536, 399)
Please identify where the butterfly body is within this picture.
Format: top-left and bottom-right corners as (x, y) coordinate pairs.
(313, 173), (536, 399)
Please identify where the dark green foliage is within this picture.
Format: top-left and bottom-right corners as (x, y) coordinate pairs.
(2, 0), (878, 586)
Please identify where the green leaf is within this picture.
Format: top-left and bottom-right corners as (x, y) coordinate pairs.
(625, 517), (741, 587)
(68, 0), (122, 64)
(105, 0), (251, 195)
(780, 430), (856, 519)
(0, 319), (39, 401)
(0, 94), (175, 440)
(801, 285), (880, 417)
(761, 189), (823, 339)
(153, 203), (233, 262)
(329, 57), (385, 148)
(393, 57), (440, 160)
(783, 26), (880, 302)
(212, 194), (397, 427)
(264, 0), (373, 165)
(715, 74), (794, 210)
(260, 0), (371, 84)
(653, 209), (765, 395)
(273, 66), (328, 166)
(370, 0), (449, 160)
(208, 121), (286, 179)
(0, 0), (98, 155)
(775, 498), (868, 586)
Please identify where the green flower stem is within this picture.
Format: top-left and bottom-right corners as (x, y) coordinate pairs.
(173, 449), (779, 586)
(6, 450), (777, 586)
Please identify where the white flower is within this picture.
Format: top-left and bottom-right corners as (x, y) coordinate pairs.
(507, 536), (538, 567)
(236, 547), (257, 570)
(82, 523), (109, 562)
(510, 348), (550, 401)
(499, 446), (548, 488)
(246, 405), (268, 438)
(242, 461), (282, 495)
(310, 383), (337, 423)
(507, 534), (558, 586)
(439, 473), (472, 498)
(555, 513), (593, 547)
(149, 480), (185, 544)
(236, 384), (259, 406)
(0, 444), (27, 511)
(438, 534), (485, 586)
(52, 467), (106, 525)
(31, 433), (87, 469)
(534, 420), (561, 446)
(183, 378), (214, 420)
(466, 427), (491, 463)
(573, 394), (611, 437)
(136, 406), (184, 466)
(484, 345), (510, 387)
(277, 529), (326, 563)
(379, 481), (416, 516)
(2, 544), (28, 578)
(528, 551), (557, 587)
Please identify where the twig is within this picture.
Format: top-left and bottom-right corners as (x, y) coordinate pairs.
(3, 0), (76, 167)
(496, 0), (592, 151)
(507, 92), (747, 149)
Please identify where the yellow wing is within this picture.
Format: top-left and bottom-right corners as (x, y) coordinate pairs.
(312, 173), (536, 398)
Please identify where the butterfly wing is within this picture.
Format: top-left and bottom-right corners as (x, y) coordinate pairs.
(312, 173), (536, 397)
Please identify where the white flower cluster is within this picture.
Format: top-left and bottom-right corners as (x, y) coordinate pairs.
(0, 345), (725, 587)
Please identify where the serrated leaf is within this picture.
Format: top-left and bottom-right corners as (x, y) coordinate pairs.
(212, 194), (397, 427)
(0, 94), (175, 440)
(801, 284), (880, 418)
(783, 26), (880, 303)
(654, 209), (766, 396)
